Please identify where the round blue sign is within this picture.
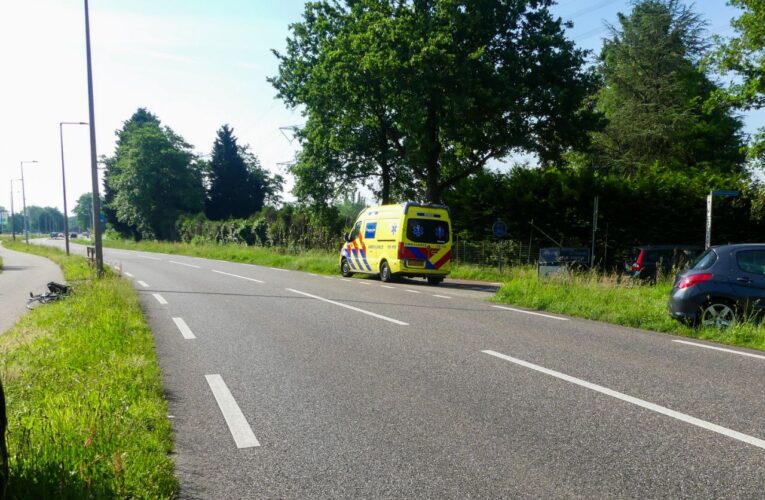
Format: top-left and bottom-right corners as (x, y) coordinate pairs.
(492, 220), (507, 238)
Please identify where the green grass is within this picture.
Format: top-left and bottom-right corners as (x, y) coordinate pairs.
(493, 266), (765, 351)
(81, 238), (506, 281)
(0, 241), (177, 499)
(77, 238), (340, 275)
(73, 238), (764, 350)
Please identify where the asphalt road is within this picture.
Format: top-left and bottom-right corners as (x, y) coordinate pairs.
(0, 241), (63, 335)
(38, 239), (765, 498)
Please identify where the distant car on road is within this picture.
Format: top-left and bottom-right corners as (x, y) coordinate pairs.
(668, 244), (765, 328)
(49, 232), (57, 239)
(69, 233), (77, 239)
(624, 244), (702, 281)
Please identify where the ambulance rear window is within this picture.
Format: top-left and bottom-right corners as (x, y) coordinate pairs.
(406, 219), (450, 244)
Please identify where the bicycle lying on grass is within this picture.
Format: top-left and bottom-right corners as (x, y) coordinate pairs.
(26, 282), (72, 310)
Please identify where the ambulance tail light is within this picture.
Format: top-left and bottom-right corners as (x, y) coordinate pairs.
(398, 242), (404, 259)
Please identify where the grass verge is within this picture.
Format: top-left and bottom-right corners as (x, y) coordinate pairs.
(0, 241), (177, 499)
(493, 266), (765, 351)
(80, 238), (503, 281)
(72, 238), (764, 351)
(78, 238), (340, 275)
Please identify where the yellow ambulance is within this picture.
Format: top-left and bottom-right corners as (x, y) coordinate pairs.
(339, 203), (452, 285)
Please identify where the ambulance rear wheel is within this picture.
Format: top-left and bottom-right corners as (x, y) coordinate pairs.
(380, 261), (392, 282)
(341, 258), (353, 277)
(427, 277), (443, 286)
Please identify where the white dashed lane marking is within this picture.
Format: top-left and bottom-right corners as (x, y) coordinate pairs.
(212, 269), (265, 284)
(153, 293), (168, 305)
(205, 374), (260, 449)
(286, 288), (409, 326)
(169, 260), (201, 269)
(492, 305), (568, 321)
(172, 317), (196, 339)
(137, 280), (150, 288)
(483, 349), (765, 451)
(673, 340), (765, 361)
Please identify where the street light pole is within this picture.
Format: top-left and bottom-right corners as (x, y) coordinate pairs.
(60, 121), (88, 255)
(9, 180), (18, 241)
(20, 160), (37, 244)
(84, 0), (103, 275)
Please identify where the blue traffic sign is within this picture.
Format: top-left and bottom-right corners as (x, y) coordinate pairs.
(492, 220), (508, 238)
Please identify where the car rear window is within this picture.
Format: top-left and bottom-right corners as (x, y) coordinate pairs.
(691, 249), (717, 270)
(406, 219), (450, 244)
(736, 250), (765, 276)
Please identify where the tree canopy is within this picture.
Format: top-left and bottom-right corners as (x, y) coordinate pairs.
(710, 0), (765, 161)
(271, 0), (597, 204)
(591, 0), (746, 176)
(73, 192), (94, 231)
(205, 125), (282, 220)
(104, 109), (205, 240)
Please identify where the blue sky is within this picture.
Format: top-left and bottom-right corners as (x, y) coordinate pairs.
(0, 0), (761, 214)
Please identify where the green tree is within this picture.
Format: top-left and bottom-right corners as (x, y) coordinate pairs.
(205, 125), (282, 220)
(26, 206), (64, 234)
(592, 0), (746, 176)
(103, 109), (162, 238)
(73, 192), (94, 231)
(104, 112), (204, 240)
(272, 0), (596, 204)
(709, 0), (765, 161)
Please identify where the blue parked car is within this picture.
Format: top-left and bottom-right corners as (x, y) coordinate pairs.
(668, 244), (765, 328)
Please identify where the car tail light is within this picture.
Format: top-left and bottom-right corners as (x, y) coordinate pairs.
(634, 251), (644, 271)
(398, 242), (404, 260)
(677, 273), (713, 289)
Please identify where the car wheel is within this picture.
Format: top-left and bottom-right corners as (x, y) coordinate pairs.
(427, 277), (443, 286)
(341, 258), (353, 277)
(699, 301), (736, 329)
(380, 261), (392, 282)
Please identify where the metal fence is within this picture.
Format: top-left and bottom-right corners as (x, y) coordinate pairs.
(452, 237), (540, 269)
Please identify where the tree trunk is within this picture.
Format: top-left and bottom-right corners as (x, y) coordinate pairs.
(424, 99), (441, 203)
(379, 122), (391, 204)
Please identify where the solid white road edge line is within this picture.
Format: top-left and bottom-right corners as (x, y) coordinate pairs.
(492, 305), (569, 321)
(482, 350), (765, 451)
(124, 272), (134, 278)
(205, 374), (260, 448)
(153, 293), (168, 305)
(673, 339), (765, 361)
(137, 280), (150, 288)
(172, 317), (196, 339)
(270, 267), (288, 272)
(212, 269), (265, 284)
(286, 288), (409, 326)
(169, 260), (201, 269)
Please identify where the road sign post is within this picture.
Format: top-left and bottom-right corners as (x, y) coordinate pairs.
(705, 190), (740, 249)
